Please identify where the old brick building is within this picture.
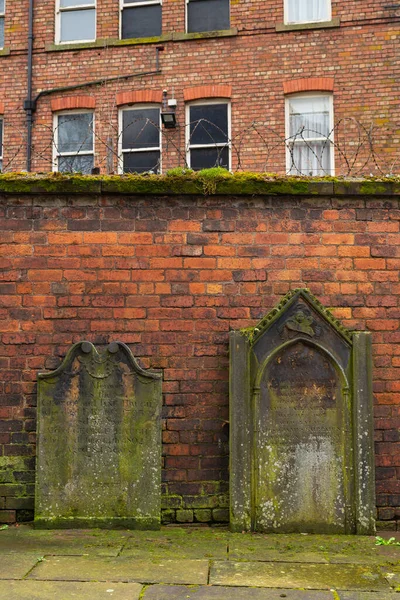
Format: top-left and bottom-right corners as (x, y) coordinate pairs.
(0, 1), (400, 528)
(0, 0), (398, 175)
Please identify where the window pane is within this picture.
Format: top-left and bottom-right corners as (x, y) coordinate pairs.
(123, 151), (160, 173)
(190, 146), (229, 170)
(0, 18), (4, 48)
(0, 0), (4, 13)
(57, 113), (94, 153)
(0, 160), (2, 172)
(187, 0), (229, 33)
(122, 5), (162, 39)
(288, 141), (331, 176)
(122, 109), (160, 149)
(190, 104), (228, 145)
(58, 154), (94, 174)
(287, 0), (329, 23)
(60, 0), (95, 7)
(60, 9), (95, 42)
(289, 97), (330, 139)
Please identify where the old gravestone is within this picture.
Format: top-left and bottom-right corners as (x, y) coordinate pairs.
(35, 341), (162, 528)
(230, 289), (375, 534)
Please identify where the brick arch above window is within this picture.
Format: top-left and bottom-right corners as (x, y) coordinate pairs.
(283, 78), (334, 95)
(116, 90), (163, 106)
(51, 96), (96, 112)
(0, 102), (4, 114)
(183, 85), (232, 102)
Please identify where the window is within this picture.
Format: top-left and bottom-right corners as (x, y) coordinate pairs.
(286, 94), (334, 176)
(0, 0), (4, 49)
(187, 101), (230, 170)
(285, 0), (330, 24)
(0, 118), (3, 171)
(54, 112), (94, 173)
(121, 0), (162, 39)
(56, 0), (96, 44)
(186, 0), (229, 33)
(119, 106), (161, 173)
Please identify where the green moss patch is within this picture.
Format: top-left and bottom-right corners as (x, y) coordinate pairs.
(0, 172), (398, 197)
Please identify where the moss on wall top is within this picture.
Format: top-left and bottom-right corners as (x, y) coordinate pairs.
(0, 170), (399, 196)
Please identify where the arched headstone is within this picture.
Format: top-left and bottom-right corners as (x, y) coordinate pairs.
(230, 289), (375, 534)
(35, 341), (162, 529)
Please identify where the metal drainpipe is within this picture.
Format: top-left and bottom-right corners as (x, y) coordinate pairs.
(23, 39), (163, 172)
(25, 0), (34, 172)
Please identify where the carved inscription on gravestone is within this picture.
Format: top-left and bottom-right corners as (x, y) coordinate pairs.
(35, 341), (162, 529)
(256, 341), (348, 533)
(230, 289), (376, 534)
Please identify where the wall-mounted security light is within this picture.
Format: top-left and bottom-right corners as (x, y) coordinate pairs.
(161, 90), (177, 129)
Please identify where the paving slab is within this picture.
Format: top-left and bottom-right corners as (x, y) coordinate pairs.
(28, 556), (209, 584)
(228, 534), (377, 562)
(142, 584), (334, 599)
(229, 549), (329, 563)
(210, 561), (392, 591)
(0, 580), (143, 600)
(122, 528), (228, 559)
(329, 552), (398, 565)
(338, 594), (400, 600)
(0, 553), (42, 579)
(0, 526), (127, 556)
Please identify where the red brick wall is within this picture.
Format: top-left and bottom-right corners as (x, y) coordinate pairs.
(0, 180), (400, 527)
(0, 0), (398, 173)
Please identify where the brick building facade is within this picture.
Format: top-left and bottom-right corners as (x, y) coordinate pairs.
(0, 175), (400, 528)
(0, 0), (398, 174)
(0, 1), (399, 527)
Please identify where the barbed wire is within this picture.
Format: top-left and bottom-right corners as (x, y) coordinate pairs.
(1, 115), (399, 176)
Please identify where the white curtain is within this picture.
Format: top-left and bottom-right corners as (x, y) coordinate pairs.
(287, 0), (329, 23)
(288, 96), (332, 175)
(289, 141), (331, 176)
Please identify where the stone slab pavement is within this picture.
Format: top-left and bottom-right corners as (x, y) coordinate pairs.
(0, 525), (399, 599)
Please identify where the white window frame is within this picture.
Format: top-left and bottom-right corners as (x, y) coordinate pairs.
(0, 117), (3, 171)
(118, 104), (162, 174)
(0, 0), (5, 50)
(284, 0), (331, 24)
(55, 0), (96, 44)
(119, 0), (162, 39)
(185, 0), (230, 34)
(52, 110), (95, 173)
(186, 99), (231, 171)
(285, 93), (334, 176)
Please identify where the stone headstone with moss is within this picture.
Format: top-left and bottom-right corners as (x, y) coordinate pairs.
(230, 289), (375, 534)
(35, 341), (162, 529)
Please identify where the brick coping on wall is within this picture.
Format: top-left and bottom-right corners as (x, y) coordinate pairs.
(0, 174), (399, 196)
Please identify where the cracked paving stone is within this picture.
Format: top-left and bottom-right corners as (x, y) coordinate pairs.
(141, 584), (335, 599)
(0, 580), (143, 600)
(27, 556), (209, 584)
(209, 562), (392, 591)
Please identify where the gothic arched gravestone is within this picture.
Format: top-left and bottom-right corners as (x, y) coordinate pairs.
(230, 289), (375, 534)
(35, 341), (162, 529)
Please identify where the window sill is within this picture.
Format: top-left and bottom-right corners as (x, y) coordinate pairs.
(46, 29), (238, 52)
(173, 28), (237, 41)
(276, 17), (340, 32)
(0, 47), (11, 56)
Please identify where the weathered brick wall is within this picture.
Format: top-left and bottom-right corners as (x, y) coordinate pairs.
(0, 0), (398, 173)
(0, 176), (400, 528)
